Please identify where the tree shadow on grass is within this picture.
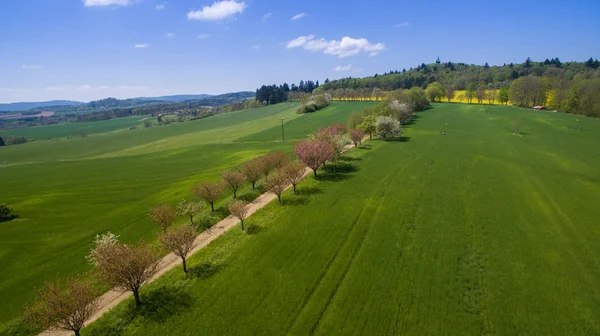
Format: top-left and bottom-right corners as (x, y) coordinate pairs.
(188, 262), (225, 279)
(317, 161), (358, 182)
(338, 155), (362, 162)
(86, 283), (194, 336)
(380, 136), (411, 142)
(357, 144), (373, 150)
(401, 114), (421, 126)
(246, 224), (264, 235)
(238, 190), (262, 203)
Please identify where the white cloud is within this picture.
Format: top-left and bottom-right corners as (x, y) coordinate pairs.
(166, 32), (175, 38)
(134, 44), (149, 48)
(79, 85), (93, 90)
(252, 44), (260, 50)
(187, 1), (246, 21)
(83, 0), (134, 7)
(291, 12), (306, 20)
(155, 4), (165, 10)
(286, 35), (385, 58)
(333, 64), (352, 72)
(394, 22), (410, 28)
(262, 12), (272, 22)
(22, 64), (43, 70)
(285, 35), (315, 49)
(197, 33), (210, 39)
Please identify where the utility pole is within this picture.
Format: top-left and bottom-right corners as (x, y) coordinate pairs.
(279, 117), (285, 141)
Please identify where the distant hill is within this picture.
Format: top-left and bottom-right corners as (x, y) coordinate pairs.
(0, 100), (84, 112)
(186, 91), (254, 105)
(140, 94), (213, 103)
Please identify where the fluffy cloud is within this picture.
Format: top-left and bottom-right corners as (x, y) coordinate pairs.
(286, 35), (385, 58)
(166, 32), (175, 38)
(262, 12), (272, 22)
(252, 44), (260, 50)
(333, 64), (352, 72)
(83, 0), (133, 7)
(291, 12), (306, 20)
(22, 64), (43, 70)
(197, 33), (210, 39)
(394, 22), (410, 28)
(134, 44), (149, 48)
(155, 4), (165, 10)
(187, 1), (246, 21)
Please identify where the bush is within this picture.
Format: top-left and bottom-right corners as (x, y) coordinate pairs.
(297, 94), (331, 114)
(0, 204), (18, 222)
(376, 116), (402, 139)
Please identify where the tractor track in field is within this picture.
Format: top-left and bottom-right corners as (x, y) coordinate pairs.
(40, 139), (367, 336)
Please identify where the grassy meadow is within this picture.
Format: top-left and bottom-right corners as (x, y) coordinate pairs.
(0, 116), (152, 140)
(0, 101), (373, 333)
(80, 103), (600, 335)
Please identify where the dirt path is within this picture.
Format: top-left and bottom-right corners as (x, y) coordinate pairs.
(40, 140), (363, 336)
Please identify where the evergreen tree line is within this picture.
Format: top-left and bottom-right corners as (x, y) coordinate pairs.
(255, 80), (320, 105)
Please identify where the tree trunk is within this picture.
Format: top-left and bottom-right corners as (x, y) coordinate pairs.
(369, 132), (372, 140)
(233, 190), (237, 198)
(74, 329), (81, 336)
(313, 169), (317, 178)
(241, 220), (244, 231)
(252, 182), (256, 189)
(210, 202), (214, 212)
(293, 184), (296, 192)
(133, 289), (141, 306)
(189, 216), (194, 226)
(182, 257), (187, 273)
(278, 194), (282, 204)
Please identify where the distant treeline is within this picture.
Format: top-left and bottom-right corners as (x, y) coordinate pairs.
(255, 80), (320, 105)
(0, 92), (257, 131)
(315, 57), (600, 117)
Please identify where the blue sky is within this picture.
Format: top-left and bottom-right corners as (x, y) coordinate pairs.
(1, 0), (599, 103)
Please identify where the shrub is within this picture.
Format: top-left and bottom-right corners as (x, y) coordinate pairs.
(376, 116), (402, 139)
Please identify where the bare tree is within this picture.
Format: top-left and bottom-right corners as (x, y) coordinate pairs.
(192, 181), (222, 212)
(228, 200), (249, 230)
(160, 225), (197, 273)
(24, 278), (99, 336)
(87, 233), (160, 306)
(475, 85), (486, 104)
(148, 205), (176, 233)
(267, 151), (290, 169)
(241, 159), (262, 189)
(221, 170), (245, 198)
(176, 199), (204, 226)
(445, 86), (456, 102)
(349, 129), (364, 147)
(282, 161), (306, 193)
(264, 171), (288, 204)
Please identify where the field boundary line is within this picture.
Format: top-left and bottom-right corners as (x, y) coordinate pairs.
(39, 138), (367, 336)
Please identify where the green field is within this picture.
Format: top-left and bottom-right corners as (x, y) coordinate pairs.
(0, 116), (152, 140)
(80, 103), (600, 335)
(0, 101), (373, 332)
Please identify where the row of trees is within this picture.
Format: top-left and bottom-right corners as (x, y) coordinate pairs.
(314, 58), (600, 117)
(24, 114), (403, 335)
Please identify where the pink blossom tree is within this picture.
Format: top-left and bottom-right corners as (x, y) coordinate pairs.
(294, 140), (334, 178)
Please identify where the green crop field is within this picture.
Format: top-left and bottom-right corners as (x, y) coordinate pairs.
(0, 116), (152, 140)
(0, 101), (374, 333)
(80, 103), (600, 336)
